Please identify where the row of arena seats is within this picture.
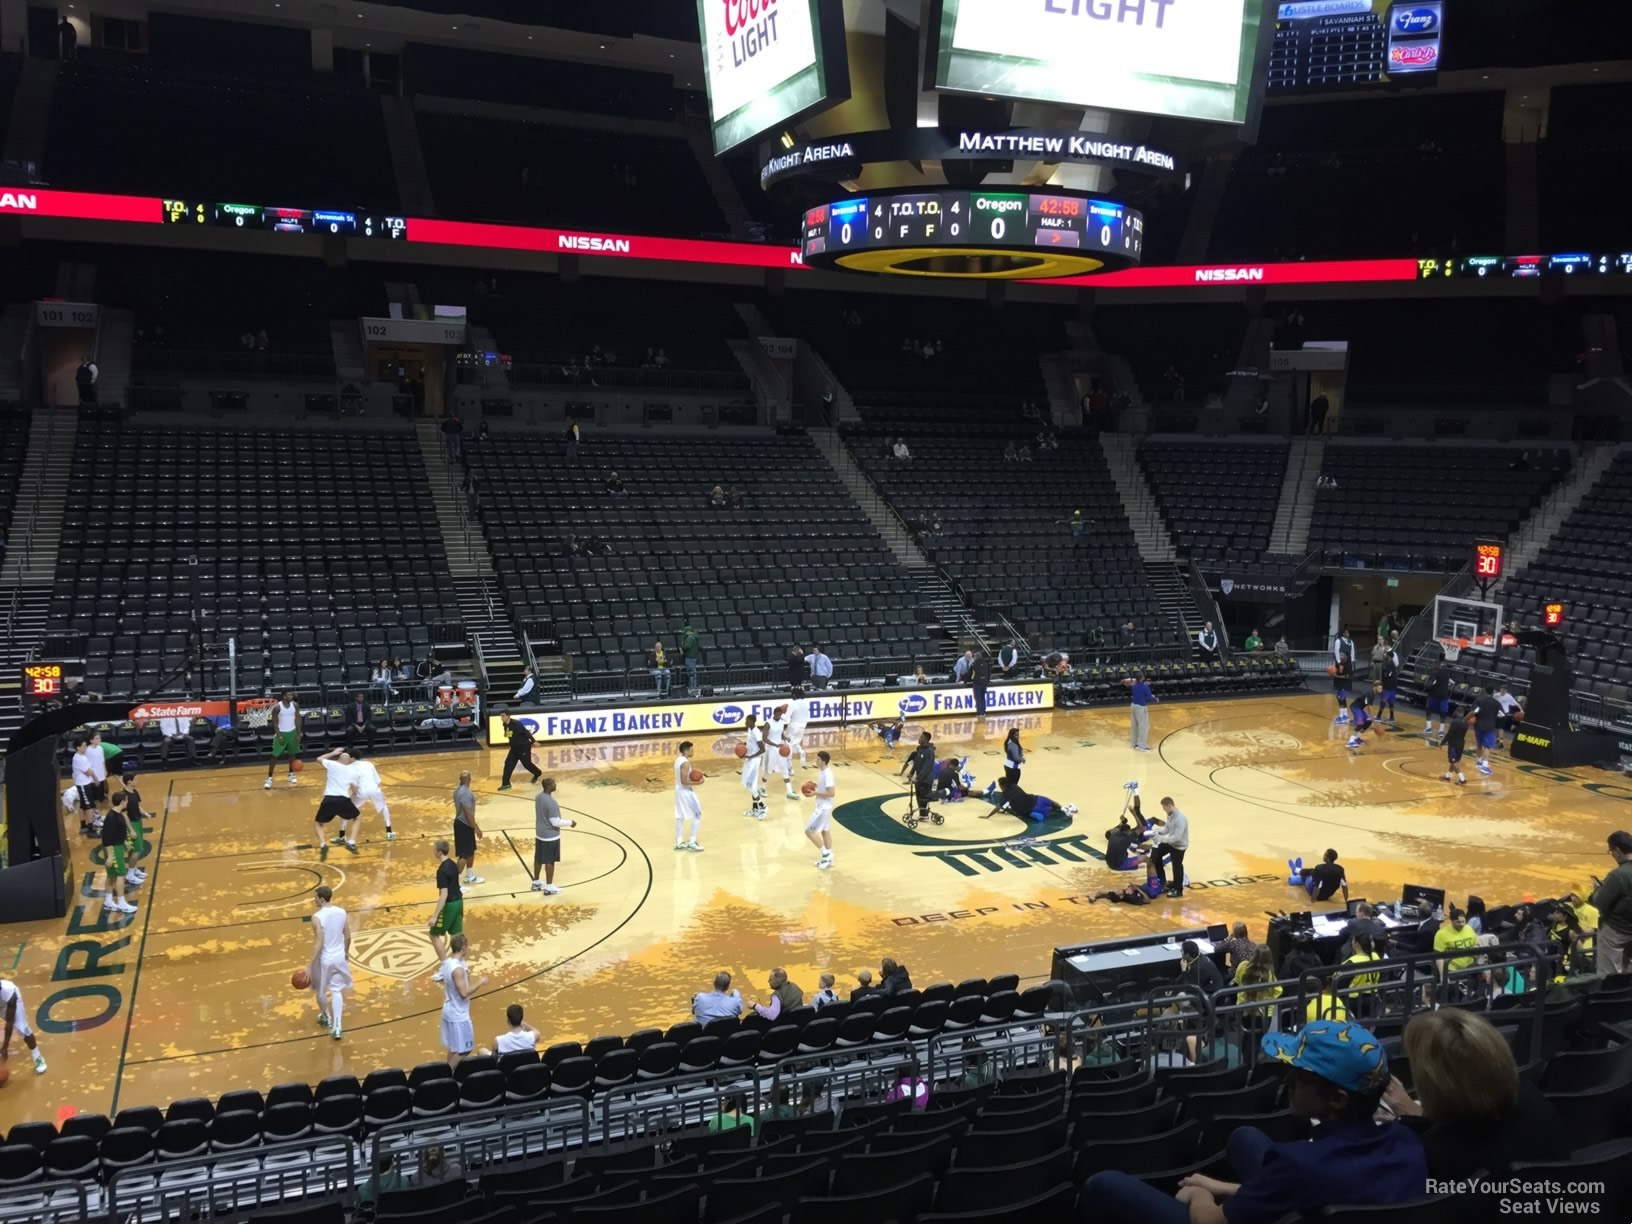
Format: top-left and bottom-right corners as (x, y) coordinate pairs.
(469, 433), (928, 674)
(1057, 656), (1305, 706)
(1311, 444), (1568, 565)
(844, 422), (1168, 652)
(56, 420), (463, 692)
(1504, 450), (1632, 704)
(6, 977), (1631, 1222)
(0, 405), (31, 560)
(1138, 440), (1289, 563)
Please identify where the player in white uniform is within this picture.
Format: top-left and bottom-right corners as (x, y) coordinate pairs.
(674, 741), (704, 852)
(805, 750), (836, 869)
(786, 688), (811, 768)
(439, 933), (488, 1069)
(741, 714), (767, 820)
(766, 706), (796, 800)
(308, 886), (353, 1040)
(349, 753), (395, 841)
(70, 736), (100, 832)
(314, 748), (361, 858)
(0, 977), (46, 1074)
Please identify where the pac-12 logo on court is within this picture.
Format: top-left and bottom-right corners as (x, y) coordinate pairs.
(832, 795), (1097, 877)
(349, 927), (443, 981)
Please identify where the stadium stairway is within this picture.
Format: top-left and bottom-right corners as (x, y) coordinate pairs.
(1098, 433), (1178, 562)
(0, 305), (27, 401)
(328, 320), (365, 382)
(0, 412), (74, 738)
(1268, 437), (1324, 555)
(91, 307), (135, 408)
(1502, 442), (1625, 583)
(1145, 562), (1198, 646)
(414, 422), (526, 695)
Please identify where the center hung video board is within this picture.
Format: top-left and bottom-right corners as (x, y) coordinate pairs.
(929, 0), (1270, 125)
(162, 199), (406, 238)
(802, 188), (1143, 279)
(695, 0), (851, 154)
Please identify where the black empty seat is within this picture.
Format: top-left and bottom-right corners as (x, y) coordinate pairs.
(99, 1126), (156, 1174)
(0, 1144), (43, 1187)
(261, 1101), (313, 1143)
(505, 1062), (550, 1103)
(411, 1078), (458, 1118)
(3, 1122), (56, 1151)
(549, 1056), (595, 1098)
(42, 1135), (99, 1180)
(207, 1109), (262, 1152)
(165, 1097), (214, 1124)
(155, 1118), (208, 1161)
(459, 1070), (505, 1111)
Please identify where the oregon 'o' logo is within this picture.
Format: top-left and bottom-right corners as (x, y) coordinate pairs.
(832, 793), (1076, 849)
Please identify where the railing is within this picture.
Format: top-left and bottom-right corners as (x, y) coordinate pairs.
(0, 1179), (88, 1224)
(368, 1098), (592, 1198)
(559, 655), (932, 703)
(131, 346), (339, 379)
(490, 361), (751, 393)
(1, 406), (60, 660)
(1186, 559), (1227, 653)
(109, 1132), (357, 1222)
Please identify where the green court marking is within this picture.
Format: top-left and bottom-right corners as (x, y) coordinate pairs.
(8, 942), (23, 970)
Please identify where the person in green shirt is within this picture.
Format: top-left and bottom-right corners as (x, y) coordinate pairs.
(680, 624), (701, 696)
(1243, 628), (1264, 652)
(708, 1094), (755, 1135)
(1434, 907), (1480, 978)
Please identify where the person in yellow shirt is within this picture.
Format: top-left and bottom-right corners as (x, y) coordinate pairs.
(1434, 907), (1480, 977)
(1340, 932), (1384, 1018)
(1306, 988), (1350, 1023)
(1234, 946), (1284, 1016)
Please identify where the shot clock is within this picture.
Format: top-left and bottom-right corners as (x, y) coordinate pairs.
(800, 187), (1143, 280)
(1474, 541), (1504, 582)
(21, 661), (66, 699)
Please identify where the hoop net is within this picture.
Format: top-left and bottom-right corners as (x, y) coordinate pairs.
(1440, 642), (1461, 662)
(239, 698), (277, 728)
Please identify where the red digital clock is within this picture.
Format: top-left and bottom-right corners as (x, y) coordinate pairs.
(1474, 542), (1503, 580)
(1545, 602), (1565, 627)
(21, 661), (64, 698)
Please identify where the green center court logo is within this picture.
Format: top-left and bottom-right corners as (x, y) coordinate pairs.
(832, 794), (1101, 877)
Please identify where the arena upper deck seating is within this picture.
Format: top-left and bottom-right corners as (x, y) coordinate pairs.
(1540, 82), (1632, 250)
(44, 49), (395, 208)
(1209, 93), (1504, 262)
(1502, 450), (1632, 706)
(765, 299), (1065, 412)
(1309, 445), (1569, 570)
(418, 112), (725, 236)
(1138, 441), (1289, 566)
(402, 42), (679, 120)
(0, 405), (31, 566)
(467, 431), (928, 677)
(847, 413), (1165, 653)
(54, 417), (459, 701)
(1091, 305), (1245, 409)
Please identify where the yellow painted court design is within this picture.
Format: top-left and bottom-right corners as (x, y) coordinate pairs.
(1, 693), (1625, 1129)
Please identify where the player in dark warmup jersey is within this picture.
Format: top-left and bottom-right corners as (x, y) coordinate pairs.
(1344, 683), (1375, 750)
(1332, 655), (1353, 724)
(497, 710), (541, 790)
(1423, 661), (1452, 741)
(1379, 653), (1399, 723)
(1441, 712), (1472, 785)
(1472, 688), (1501, 776)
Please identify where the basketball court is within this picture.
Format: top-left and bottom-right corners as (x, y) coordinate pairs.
(1, 691), (1624, 1130)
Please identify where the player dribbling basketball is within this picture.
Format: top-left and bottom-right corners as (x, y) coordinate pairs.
(766, 703), (796, 800)
(741, 713), (767, 820)
(309, 885), (353, 1040)
(805, 750), (836, 870)
(674, 740), (704, 851)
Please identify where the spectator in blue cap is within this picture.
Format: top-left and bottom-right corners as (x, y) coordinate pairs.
(1079, 1019), (1427, 1223)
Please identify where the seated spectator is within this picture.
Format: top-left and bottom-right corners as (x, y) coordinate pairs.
(878, 957), (912, 995)
(1243, 627), (1264, 652)
(647, 641), (671, 697)
(492, 1004), (540, 1055)
(1018, 444), (1033, 462)
(1003, 441), (1019, 462)
(751, 967), (803, 1020)
(709, 484), (727, 507)
(912, 663), (929, 685)
(1304, 848), (1350, 903)
(370, 658), (395, 700)
(1383, 1009), (1568, 1178)
(726, 485), (744, 510)
(1274, 633), (1291, 655)
(1433, 907), (1480, 981)
(158, 715), (197, 765)
(893, 438), (912, 460)
(709, 1093), (756, 1136)
(605, 470), (626, 495)
(1179, 940), (1224, 995)
(654, 348), (669, 368)
(811, 973), (840, 1009)
(850, 969), (881, 1000)
(344, 692), (375, 751)
(1081, 1020), (1427, 1224)
(1217, 921), (1259, 971)
(691, 971), (742, 1023)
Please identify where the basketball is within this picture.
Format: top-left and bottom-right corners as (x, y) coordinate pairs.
(779, 743), (791, 757)
(1326, 664), (1337, 676)
(802, 781), (817, 797)
(734, 743), (747, 758)
(291, 968), (311, 990)
(690, 770), (704, 784)
(291, 758), (305, 773)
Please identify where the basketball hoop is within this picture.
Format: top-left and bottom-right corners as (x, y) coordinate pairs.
(1441, 641), (1461, 662)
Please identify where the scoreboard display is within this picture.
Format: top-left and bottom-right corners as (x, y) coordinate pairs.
(164, 200), (406, 239)
(802, 189), (1142, 280)
(21, 661), (67, 699)
(1418, 252), (1632, 279)
(1268, 1), (1443, 92)
(1474, 541), (1504, 582)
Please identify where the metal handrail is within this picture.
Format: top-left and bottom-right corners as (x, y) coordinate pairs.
(2, 406), (61, 660)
